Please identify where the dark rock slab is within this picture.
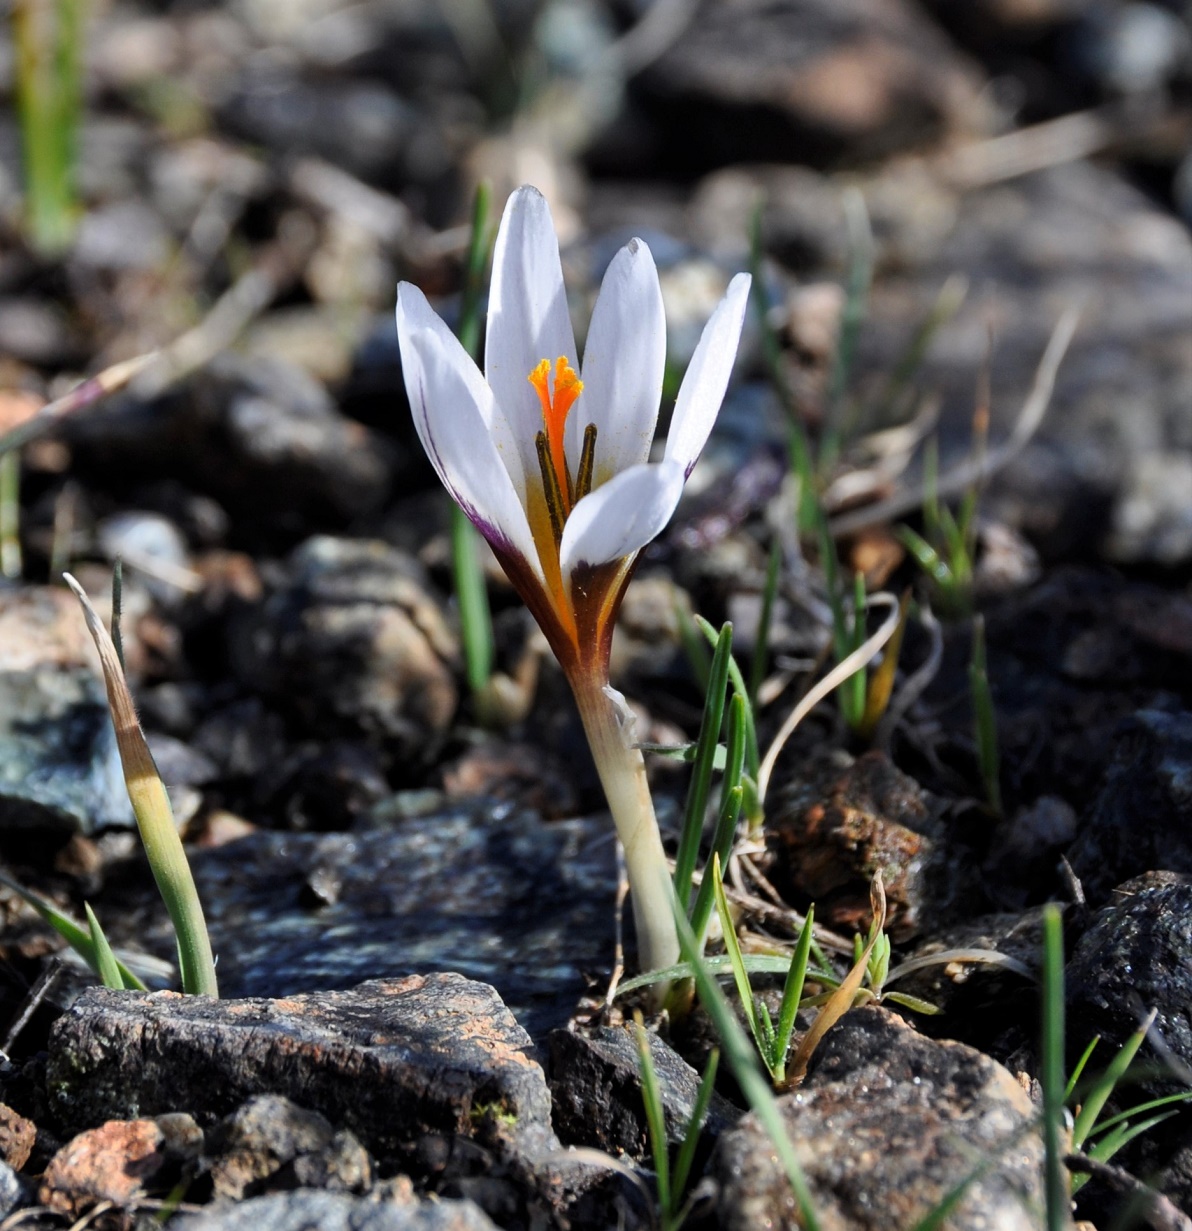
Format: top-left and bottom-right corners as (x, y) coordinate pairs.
(46, 975), (552, 1170)
(1067, 710), (1192, 905)
(1066, 875), (1192, 1085)
(715, 1007), (1046, 1230)
(548, 1025), (739, 1159)
(100, 799), (618, 1038)
(633, 0), (982, 175)
(175, 1190), (499, 1231)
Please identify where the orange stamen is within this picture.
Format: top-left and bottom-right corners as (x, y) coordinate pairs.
(528, 356), (583, 512)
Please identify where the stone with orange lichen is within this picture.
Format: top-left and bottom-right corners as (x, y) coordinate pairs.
(39, 1119), (166, 1216)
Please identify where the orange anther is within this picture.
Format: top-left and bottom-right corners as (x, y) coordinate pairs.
(528, 356), (582, 512)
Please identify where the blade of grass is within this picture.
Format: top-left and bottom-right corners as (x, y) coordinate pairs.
(0, 870), (146, 990)
(0, 452), (21, 579)
(633, 1012), (672, 1220)
(85, 903), (124, 990)
(65, 573), (218, 997)
(711, 854), (764, 1063)
(787, 874), (886, 1085)
(678, 601), (713, 694)
(821, 188), (872, 470)
(672, 1047), (719, 1203)
(1072, 1011), (1156, 1150)
(1040, 904), (1069, 1230)
(1066, 1037), (1100, 1101)
(693, 615), (759, 784)
(672, 900), (822, 1230)
(674, 623), (733, 910)
(772, 906), (815, 1085)
(748, 540), (781, 710)
(688, 697), (747, 951)
(451, 181), (495, 704)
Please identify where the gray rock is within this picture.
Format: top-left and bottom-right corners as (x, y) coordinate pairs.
(0, 667), (132, 836)
(0, 1159), (28, 1219)
(208, 1095), (371, 1199)
(175, 1190), (498, 1231)
(99, 799), (618, 1037)
(549, 1025), (739, 1160)
(636, 0), (983, 173)
(715, 1007), (1047, 1230)
(47, 975), (553, 1168)
(1066, 875), (1192, 1087)
(229, 536), (457, 759)
(65, 354), (394, 541)
(1067, 710), (1192, 905)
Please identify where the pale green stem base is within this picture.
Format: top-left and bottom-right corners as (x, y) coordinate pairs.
(573, 676), (680, 995)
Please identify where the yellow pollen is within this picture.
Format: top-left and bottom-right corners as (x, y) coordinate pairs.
(528, 357), (582, 511)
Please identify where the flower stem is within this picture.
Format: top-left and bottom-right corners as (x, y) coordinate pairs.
(572, 675), (680, 992)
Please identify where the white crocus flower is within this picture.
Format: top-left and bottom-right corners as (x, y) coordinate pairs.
(396, 185), (750, 982)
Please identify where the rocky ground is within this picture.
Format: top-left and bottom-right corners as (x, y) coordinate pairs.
(0, 0), (1190, 1228)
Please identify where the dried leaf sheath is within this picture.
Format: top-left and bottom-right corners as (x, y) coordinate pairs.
(64, 573), (218, 997)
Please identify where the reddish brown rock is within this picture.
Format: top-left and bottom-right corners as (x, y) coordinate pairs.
(39, 1119), (165, 1216)
(0, 1103), (36, 1171)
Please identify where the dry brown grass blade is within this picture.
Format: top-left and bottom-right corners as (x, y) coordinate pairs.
(786, 872), (888, 1086)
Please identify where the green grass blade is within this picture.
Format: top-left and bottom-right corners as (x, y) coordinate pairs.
(0, 871), (146, 990)
(633, 1014), (672, 1219)
(679, 602), (713, 693)
(1065, 1038), (1099, 1102)
(674, 623), (733, 909)
(896, 524), (954, 589)
(672, 901), (822, 1230)
(821, 187), (872, 469)
(85, 903), (124, 990)
(773, 906), (815, 1081)
(694, 615), (759, 784)
(1040, 904), (1069, 1231)
(1086, 1090), (1192, 1139)
(0, 452), (21, 579)
(672, 1048), (719, 1203)
(711, 854), (762, 1051)
(749, 541), (781, 709)
(1072, 1012), (1154, 1150)
(450, 180), (495, 703)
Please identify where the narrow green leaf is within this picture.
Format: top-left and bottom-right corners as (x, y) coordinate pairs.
(679, 602), (713, 693)
(1086, 1090), (1192, 1139)
(1040, 904), (1069, 1231)
(897, 524), (954, 589)
(1071, 1012), (1155, 1149)
(85, 903), (124, 990)
(0, 871), (146, 990)
(773, 906), (815, 1079)
(749, 541), (781, 708)
(672, 1048), (719, 1203)
(672, 900), (822, 1230)
(711, 854), (764, 1059)
(674, 623), (733, 909)
(694, 615), (759, 785)
(634, 1014), (672, 1218)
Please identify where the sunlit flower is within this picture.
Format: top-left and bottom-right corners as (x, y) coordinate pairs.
(396, 185), (749, 979)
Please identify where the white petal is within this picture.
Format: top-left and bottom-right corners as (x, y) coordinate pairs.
(664, 272), (751, 479)
(559, 460), (685, 577)
(573, 238), (666, 481)
(486, 186), (578, 491)
(397, 283), (542, 579)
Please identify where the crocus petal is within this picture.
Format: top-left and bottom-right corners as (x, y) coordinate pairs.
(397, 283), (543, 580)
(559, 460), (685, 577)
(663, 271), (751, 479)
(486, 187), (578, 490)
(571, 238), (667, 481)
